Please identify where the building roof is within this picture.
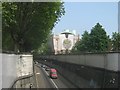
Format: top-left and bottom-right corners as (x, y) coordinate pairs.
(61, 29), (74, 35)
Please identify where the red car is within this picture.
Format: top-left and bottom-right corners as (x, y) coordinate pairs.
(49, 69), (58, 79)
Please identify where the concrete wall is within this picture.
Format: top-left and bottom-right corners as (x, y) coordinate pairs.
(1, 53), (33, 89)
(0, 54), (2, 90)
(37, 52), (119, 88)
(40, 53), (119, 71)
(39, 60), (102, 88)
(106, 53), (119, 71)
(17, 54), (33, 77)
(2, 54), (18, 88)
(85, 54), (105, 68)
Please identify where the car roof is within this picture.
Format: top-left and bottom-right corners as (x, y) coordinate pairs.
(50, 69), (56, 72)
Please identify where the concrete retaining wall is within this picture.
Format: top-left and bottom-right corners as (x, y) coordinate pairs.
(1, 53), (33, 89)
(0, 54), (2, 90)
(17, 54), (33, 77)
(106, 53), (119, 71)
(39, 53), (119, 71)
(37, 52), (119, 88)
(38, 59), (118, 88)
(2, 54), (18, 88)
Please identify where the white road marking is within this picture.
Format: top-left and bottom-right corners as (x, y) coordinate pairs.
(35, 67), (39, 88)
(43, 68), (59, 90)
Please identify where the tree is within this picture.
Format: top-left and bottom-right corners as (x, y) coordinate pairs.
(2, 2), (65, 52)
(71, 23), (109, 53)
(78, 31), (90, 52)
(107, 36), (113, 51)
(89, 23), (109, 52)
(72, 31), (90, 53)
(33, 34), (54, 55)
(71, 40), (80, 53)
(111, 32), (120, 51)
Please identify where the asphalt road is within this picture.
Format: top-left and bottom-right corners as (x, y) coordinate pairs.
(35, 63), (76, 89)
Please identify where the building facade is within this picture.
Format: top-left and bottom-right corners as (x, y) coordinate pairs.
(51, 30), (80, 54)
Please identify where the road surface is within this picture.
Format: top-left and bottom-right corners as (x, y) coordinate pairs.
(35, 63), (76, 88)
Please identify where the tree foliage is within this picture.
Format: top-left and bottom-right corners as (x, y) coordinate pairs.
(72, 31), (90, 53)
(111, 32), (120, 51)
(72, 23), (109, 53)
(89, 23), (109, 52)
(2, 2), (65, 52)
(79, 31), (90, 52)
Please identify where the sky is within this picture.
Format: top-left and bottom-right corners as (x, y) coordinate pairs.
(52, 2), (118, 38)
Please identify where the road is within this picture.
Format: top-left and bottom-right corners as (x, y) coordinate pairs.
(35, 63), (76, 88)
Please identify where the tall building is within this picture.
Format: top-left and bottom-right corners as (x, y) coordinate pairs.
(49, 29), (80, 54)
